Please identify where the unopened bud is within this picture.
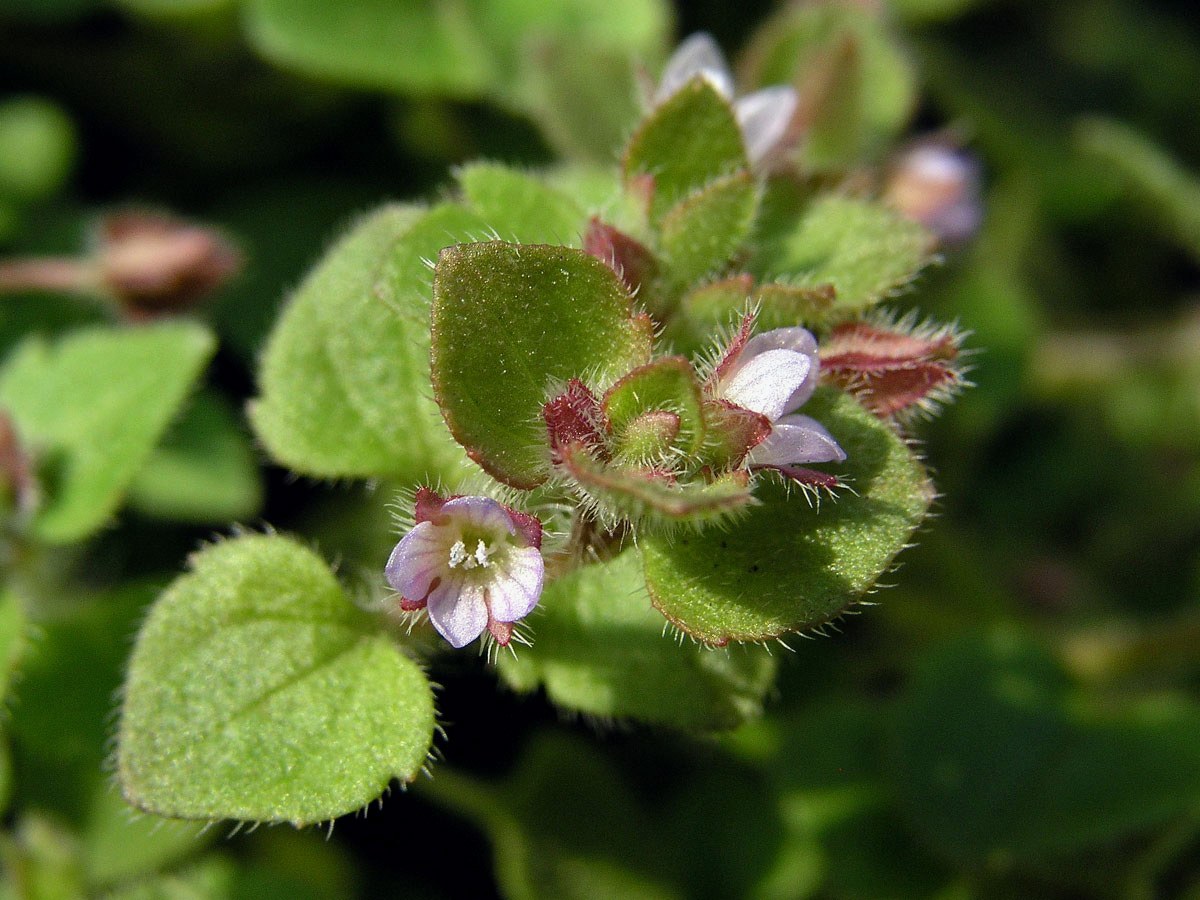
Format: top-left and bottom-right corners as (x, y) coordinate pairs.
(95, 210), (240, 319)
(885, 142), (982, 245)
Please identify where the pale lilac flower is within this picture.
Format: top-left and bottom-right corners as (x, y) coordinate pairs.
(714, 326), (847, 468)
(655, 32), (798, 166)
(885, 142), (983, 245)
(386, 489), (544, 648)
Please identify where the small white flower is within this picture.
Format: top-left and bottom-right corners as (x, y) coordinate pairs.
(885, 141), (983, 245)
(386, 491), (544, 648)
(655, 32), (799, 166)
(714, 326), (847, 468)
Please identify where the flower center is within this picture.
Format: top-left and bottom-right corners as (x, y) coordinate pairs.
(448, 538), (493, 570)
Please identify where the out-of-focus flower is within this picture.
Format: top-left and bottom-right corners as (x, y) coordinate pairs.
(656, 32), (799, 166)
(385, 489), (544, 648)
(712, 326), (847, 469)
(885, 141), (983, 245)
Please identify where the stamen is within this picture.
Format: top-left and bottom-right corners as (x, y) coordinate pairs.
(448, 540), (469, 568)
(474, 539), (491, 568)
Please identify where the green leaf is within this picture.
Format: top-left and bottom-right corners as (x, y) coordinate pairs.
(500, 551), (776, 729)
(117, 534), (435, 824)
(127, 390), (262, 524)
(741, 1), (916, 168)
(0, 97), (76, 202)
(81, 789), (210, 888)
(642, 387), (932, 644)
(659, 171), (759, 288)
(664, 276), (755, 357)
(1075, 117), (1200, 264)
(0, 322), (214, 544)
(243, 0), (492, 97)
(457, 162), (587, 245)
(0, 590), (25, 703)
(623, 80), (748, 221)
(603, 357), (705, 459)
(431, 241), (651, 488)
(891, 631), (1200, 865)
(249, 203), (485, 483)
(755, 195), (933, 312)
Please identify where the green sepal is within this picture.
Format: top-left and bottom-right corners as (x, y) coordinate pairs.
(562, 445), (754, 527)
(754, 194), (934, 313)
(660, 170), (760, 288)
(431, 241), (651, 489)
(117, 534), (435, 825)
(0, 321), (214, 544)
(665, 275), (755, 356)
(603, 356), (705, 459)
(642, 387), (932, 644)
(623, 79), (748, 222)
(753, 282), (838, 330)
(249, 203), (485, 483)
(457, 162), (587, 246)
(499, 551), (776, 729)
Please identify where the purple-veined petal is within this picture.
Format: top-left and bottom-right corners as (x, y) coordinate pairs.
(427, 575), (488, 648)
(739, 327), (821, 413)
(440, 495), (515, 537)
(655, 32), (734, 104)
(385, 521), (446, 602)
(747, 413), (847, 467)
(487, 546), (545, 622)
(735, 85), (798, 165)
(721, 348), (813, 421)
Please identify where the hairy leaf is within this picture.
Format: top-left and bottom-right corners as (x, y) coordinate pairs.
(457, 163), (587, 245)
(659, 171), (759, 288)
(500, 551), (776, 729)
(0, 322), (214, 543)
(118, 534), (435, 824)
(432, 241), (651, 488)
(250, 203), (484, 482)
(642, 388), (932, 644)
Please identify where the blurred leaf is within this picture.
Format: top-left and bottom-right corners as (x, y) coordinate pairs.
(741, 1), (917, 168)
(0, 97), (76, 203)
(425, 732), (684, 900)
(891, 631), (1200, 867)
(114, 0), (234, 18)
(754, 195), (933, 312)
(0, 322), (214, 544)
(81, 788), (210, 889)
(499, 551), (777, 729)
(642, 388), (933, 644)
(250, 204), (482, 483)
(118, 534), (435, 824)
(243, 0), (493, 97)
(127, 390), (262, 524)
(431, 240), (650, 488)
(457, 162), (587, 244)
(1075, 117), (1200, 264)
(659, 170), (759, 288)
(107, 854), (339, 900)
(0, 814), (85, 900)
(623, 80), (748, 222)
(0, 590), (25, 702)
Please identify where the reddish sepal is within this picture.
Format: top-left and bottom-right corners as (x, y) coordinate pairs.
(583, 218), (658, 297)
(543, 378), (608, 465)
(753, 464), (840, 489)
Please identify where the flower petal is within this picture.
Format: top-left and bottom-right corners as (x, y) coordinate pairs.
(440, 495), (514, 537)
(385, 521), (446, 601)
(740, 327), (821, 414)
(747, 414), (847, 467)
(427, 575), (488, 648)
(721, 348), (813, 421)
(487, 546), (545, 622)
(655, 32), (734, 104)
(735, 85), (798, 165)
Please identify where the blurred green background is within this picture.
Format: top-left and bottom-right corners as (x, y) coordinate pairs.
(2, 0), (1199, 898)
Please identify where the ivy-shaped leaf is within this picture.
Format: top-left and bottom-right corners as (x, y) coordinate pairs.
(118, 534), (435, 825)
(641, 388), (932, 644)
(431, 241), (651, 488)
(754, 195), (933, 312)
(0, 322), (214, 544)
(500, 551), (776, 729)
(250, 203), (485, 483)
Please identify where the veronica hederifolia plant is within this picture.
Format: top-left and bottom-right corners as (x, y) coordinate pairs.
(116, 28), (970, 825)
